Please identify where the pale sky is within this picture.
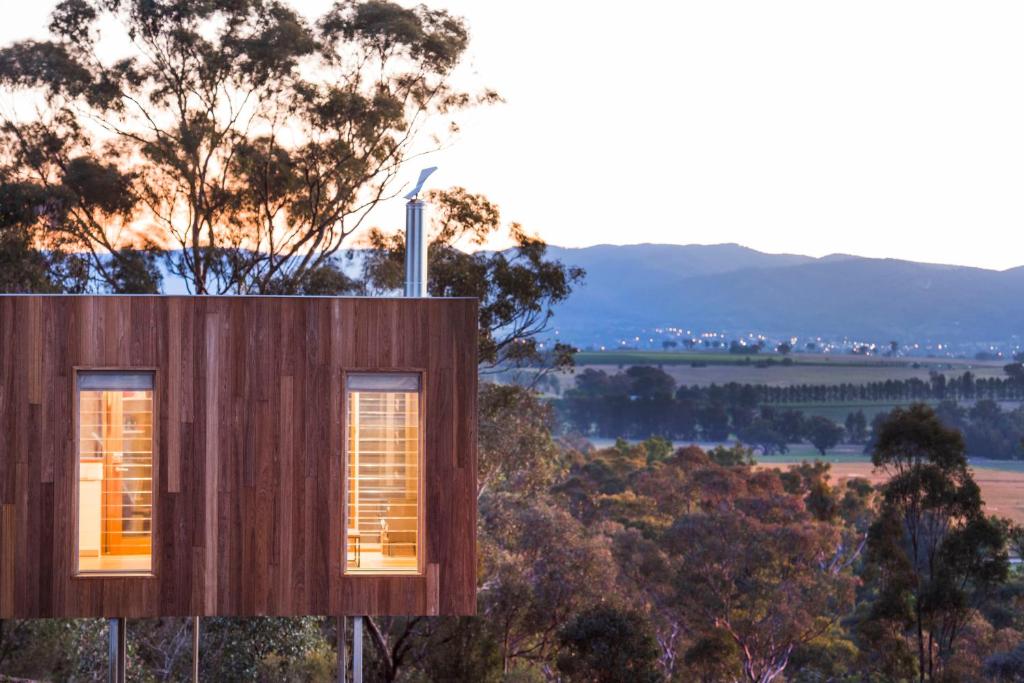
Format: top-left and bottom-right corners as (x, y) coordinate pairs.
(3, 2), (1024, 270)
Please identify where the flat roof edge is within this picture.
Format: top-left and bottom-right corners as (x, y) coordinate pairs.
(0, 294), (477, 301)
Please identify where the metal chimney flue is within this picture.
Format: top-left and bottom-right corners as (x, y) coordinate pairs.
(404, 167), (437, 298)
(404, 199), (427, 298)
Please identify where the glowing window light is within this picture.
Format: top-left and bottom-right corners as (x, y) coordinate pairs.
(77, 371), (154, 575)
(345, 373), (422, 575)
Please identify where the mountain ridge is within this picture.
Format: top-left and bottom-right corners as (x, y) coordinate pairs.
(544, 243), (1024, 346)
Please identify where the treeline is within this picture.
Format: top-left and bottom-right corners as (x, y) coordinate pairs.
(555, 366), (1024, 459)
(759, 370), (1024, 403)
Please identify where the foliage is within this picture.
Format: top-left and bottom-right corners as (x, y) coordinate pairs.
(556, 607), (661, 683)
(0, 619), (111, 680)
(257, 640), (335, 682)
(845, 409), (868, 443)
(402, 617), (504, 682)
(642, 435), (674, 464)
(805, 415), (844, 455)
(738, 417), (788, 455)
(479, 492), (618, 675)
(682, 629), (743, 682)
(195, 617), (327, 681)
(0, 0), (493, 294)
(664, 470), (859, 683)
(707, 443), (757, 467)
(785, 630), (862, 683)
(0, 180), (89, 292)
(362, 187), (584, 369)
(860, 404), (1011, 681)
(477, 382), (562, 499)
(985, 641), (1024, 682)
(963, 399), (1024, 461)
(108, 246), (163, 294)
(553, 442), (875, 682)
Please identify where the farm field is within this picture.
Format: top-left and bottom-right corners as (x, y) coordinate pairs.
(562, 350), (1009, 390)
(757, 456), (1024, 524)
(573, 349), (1008, 369)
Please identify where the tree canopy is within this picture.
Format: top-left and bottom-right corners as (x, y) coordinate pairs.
(361, 187), (584, 368)
(862, 404), (1010, 682)
(0, 0), (496, 294)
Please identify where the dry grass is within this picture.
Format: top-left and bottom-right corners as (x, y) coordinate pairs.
(756, 461), (1024, 524)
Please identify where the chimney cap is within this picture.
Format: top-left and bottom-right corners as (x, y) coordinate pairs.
(404, 166), (438, 200)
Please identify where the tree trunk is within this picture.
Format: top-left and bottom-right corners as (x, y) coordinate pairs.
(916, 605), (926, 683)
(364, 617), (396, 683)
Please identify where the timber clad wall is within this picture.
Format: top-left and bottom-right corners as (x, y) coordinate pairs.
(0, 295), (478, 618)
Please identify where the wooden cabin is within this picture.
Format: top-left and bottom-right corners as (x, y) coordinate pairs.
(0, 295), (478, 618)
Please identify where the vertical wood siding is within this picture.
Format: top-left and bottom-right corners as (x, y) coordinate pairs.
(0, 296), (477, 618)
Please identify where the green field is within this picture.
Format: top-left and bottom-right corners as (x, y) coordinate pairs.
(573, 349), (1006, 370)
(561, 350), (1010, 392)
(773, 401), (927, 422)
(573, 350), (858, 367)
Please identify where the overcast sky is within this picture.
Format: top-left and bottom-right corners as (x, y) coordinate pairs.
(3, 2), (1024, 270)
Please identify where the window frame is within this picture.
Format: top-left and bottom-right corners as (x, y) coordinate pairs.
(341, 369), (426, 577)
(71, 367), (160, 579)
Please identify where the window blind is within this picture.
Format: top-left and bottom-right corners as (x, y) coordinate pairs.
(346, 374), (421, 574)
(78, 371), (154, 391)
(77, 371), (155, 574)
(346, 373), (420, 392)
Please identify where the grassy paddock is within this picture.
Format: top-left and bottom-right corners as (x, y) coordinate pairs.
(573, 349), (1006, 369)
(755, 456), (1024, 524)
(563, 351), (1009, 391)
(574, 351), (856, 367)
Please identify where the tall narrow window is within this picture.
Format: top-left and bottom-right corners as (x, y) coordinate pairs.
(77, 371), (154, 574)
(345, 373), (421, 574)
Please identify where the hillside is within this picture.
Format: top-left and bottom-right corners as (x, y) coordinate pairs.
(546, 244), (1024, 346)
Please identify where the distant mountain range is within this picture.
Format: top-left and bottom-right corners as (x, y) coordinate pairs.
(544, 244), (1024, 347)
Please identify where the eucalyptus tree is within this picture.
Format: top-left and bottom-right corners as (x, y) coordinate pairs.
(664, 470), (859, 683)
(0, 181), (90, 292)
(861, 404), (1010, 682)
(0, 0), (493, 293)
(361, 187), (585, 368)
